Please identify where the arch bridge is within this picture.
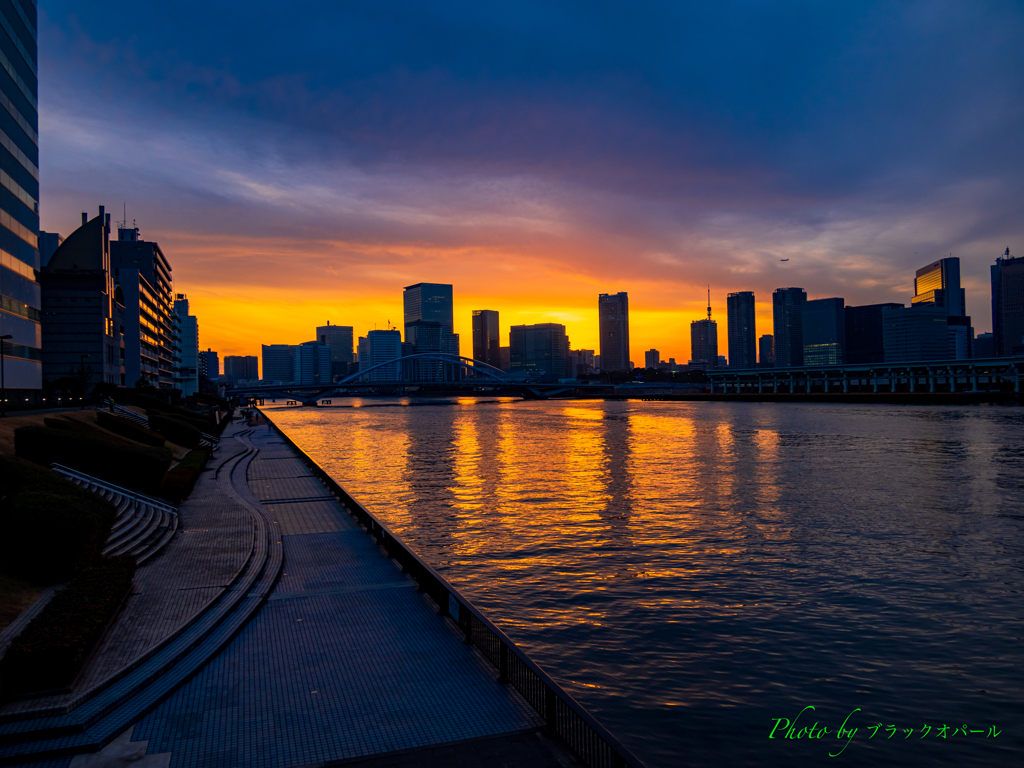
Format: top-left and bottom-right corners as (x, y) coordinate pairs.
(229, 353), (581, 405)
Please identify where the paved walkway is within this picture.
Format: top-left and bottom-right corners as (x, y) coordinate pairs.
(0, 441), (255, 719)
(6, 419), (577, 768)
(127, 423), (550, 767)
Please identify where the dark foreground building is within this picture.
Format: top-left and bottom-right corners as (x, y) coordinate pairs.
(40, 208), (125, 390)
(0, 0), (41, 401)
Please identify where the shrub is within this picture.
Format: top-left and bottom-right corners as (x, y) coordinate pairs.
(0, 556), (136, 695)
(161, 413), (213, 435)
(95, 410), (166, 447)
(148, 414), (202, 449)
(42, 417), (135, 447)
(159, 449), (211, 502)
(132, 393), (214, 429)
(0, 488), (116, 583)
(14, 426), (172, 494)
(0, 453), (67, 498)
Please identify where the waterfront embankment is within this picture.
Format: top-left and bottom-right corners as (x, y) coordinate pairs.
(0, 415), (610, 767)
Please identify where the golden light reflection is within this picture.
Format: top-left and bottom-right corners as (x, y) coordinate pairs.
(268, 398), (799, 632)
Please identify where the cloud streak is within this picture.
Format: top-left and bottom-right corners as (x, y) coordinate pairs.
(38, 1), (1024, 361)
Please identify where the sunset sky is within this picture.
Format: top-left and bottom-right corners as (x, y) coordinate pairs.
(38, 1), (1024, 366)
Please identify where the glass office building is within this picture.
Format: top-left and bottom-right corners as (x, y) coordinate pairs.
(0, 0), (40, 401)
(803, 297), (845, 366)
(510, 323), (569, 381)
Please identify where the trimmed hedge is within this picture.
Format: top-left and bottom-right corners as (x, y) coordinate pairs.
(0, 556), (136, 695)
(148, 414), (202, 449)
(14, 426), (172, 495)
(95, 410), (166, 447)
(0, 487), (116, 582)
(132, 393), (215, 430)
(42, 417), (135, 448)
(159, 449), (211, 502)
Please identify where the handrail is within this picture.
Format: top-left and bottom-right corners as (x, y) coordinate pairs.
(258, 409), (647, 768)
(50, 464), (177, 516)
(104, 400), (220, 445)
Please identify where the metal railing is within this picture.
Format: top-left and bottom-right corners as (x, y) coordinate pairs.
(102, 400), (220, 446)
(260, 411), (647, 768)
(50, 463), (177, 516)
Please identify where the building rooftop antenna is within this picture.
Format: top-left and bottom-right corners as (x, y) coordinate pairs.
(707, 286), (712, 321)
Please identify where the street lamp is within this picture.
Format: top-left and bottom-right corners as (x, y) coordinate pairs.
(0, 334), (12, 418)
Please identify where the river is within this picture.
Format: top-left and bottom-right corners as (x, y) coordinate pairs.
(263, 398), (1023, 767)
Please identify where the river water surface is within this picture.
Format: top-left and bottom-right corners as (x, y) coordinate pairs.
(264, 399), (1023, 767)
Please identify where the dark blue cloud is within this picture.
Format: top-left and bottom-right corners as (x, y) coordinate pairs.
(38, 0), (1024, 329)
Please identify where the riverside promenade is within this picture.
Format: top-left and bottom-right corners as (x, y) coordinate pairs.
(1, 417), (586, 768)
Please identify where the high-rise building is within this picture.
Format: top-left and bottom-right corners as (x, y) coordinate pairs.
(110, 225), (175, 388)
(844, 303), (904, 364)
(404, 282), (454, 331)
(973, 332), (995, 359)
(403, 283), (459, 371)
(292, 341), (331, 385)
(913, 257), (965, 316)
(644, 349), (660, 369)
(199, 348), (219, 381)
(510, 323), (569, 381)
(803, 297), (845, 366)
(689, 290), (718, 370)
(262, 344), (294, 383)
(40, 208), (125, 391)
(882, 305), (948, 362)
(173, 294), (198, 396)
(499, 346), (511, 372)
(726, 291), (756, 369)
(568, 349), (594, 376)
(316, 322), (354, 380)
(598, 292), (630, 372)
(472, 309), (501, 369)
(363, 329), (402, 381)
(758, 334), (774, 368)
(912, 256), (970, 359)
(991, 248), (1024, 357)
(0, 0), (41, 403)
(772, 287), (807, 367)
(39, 232), (62, 267)
(224, 355), (259, 385)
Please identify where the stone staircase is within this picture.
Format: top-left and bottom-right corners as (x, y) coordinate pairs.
(0, 427), (282, 766)
(50, 466), (178, 566)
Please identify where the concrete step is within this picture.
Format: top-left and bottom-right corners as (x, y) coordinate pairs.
(104, 505), (159, 558)
(0, 447), (274, 761)
(135, 513), (178, 566)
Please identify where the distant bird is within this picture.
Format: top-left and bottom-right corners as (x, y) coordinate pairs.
(780, 258), (790, 262)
